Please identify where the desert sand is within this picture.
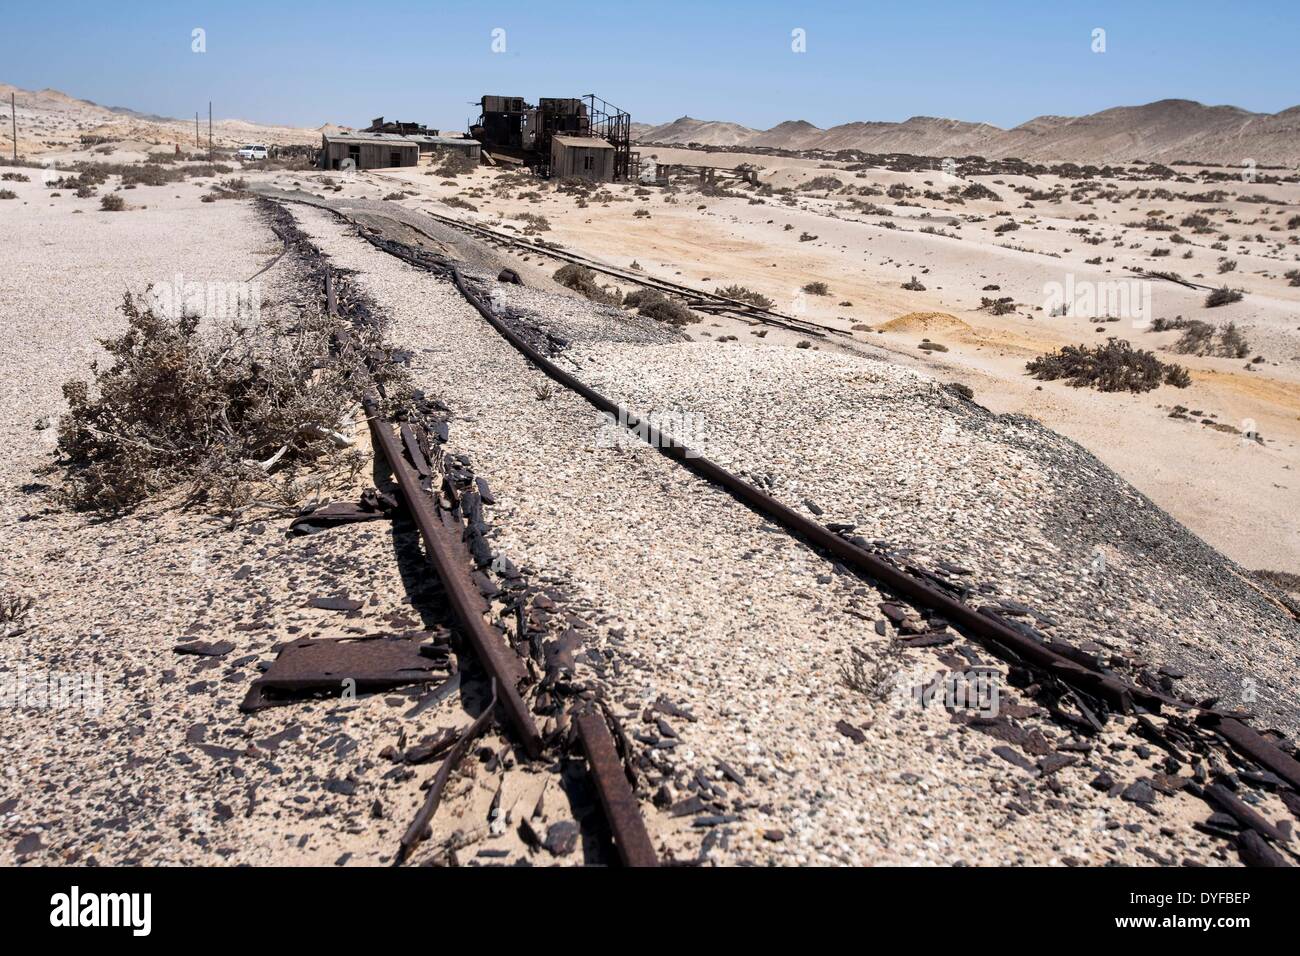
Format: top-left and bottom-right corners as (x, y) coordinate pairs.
(296, 146), (1300, 574)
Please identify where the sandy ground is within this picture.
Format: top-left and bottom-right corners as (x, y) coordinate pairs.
(269, 197), (1295, 865)
(289, 149), (1300, 575)
(1, 149), (1297, 868)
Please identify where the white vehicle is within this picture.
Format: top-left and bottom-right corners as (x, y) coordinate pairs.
(237, 144), (268, 161)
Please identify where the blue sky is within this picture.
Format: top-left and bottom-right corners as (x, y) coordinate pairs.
(2, 1), (1297, 131)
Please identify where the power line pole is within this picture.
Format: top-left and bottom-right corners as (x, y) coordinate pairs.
(195, 112), (200, 148)
(208, 101), (212, 160)
(10, 92), (16, 163)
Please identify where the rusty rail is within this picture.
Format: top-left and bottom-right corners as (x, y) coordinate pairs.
(574, 711), (659, 867)
(445, 261), (1140, 710)
(363, 394), (542, 760)
(324, 264), (541, 759)
(432, 257), (1300, 840)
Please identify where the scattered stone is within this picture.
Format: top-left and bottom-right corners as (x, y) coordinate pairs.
(544, 820), (579, 856)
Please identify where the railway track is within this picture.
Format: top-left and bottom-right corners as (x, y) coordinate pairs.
(260, 200), (659, 866)
(406, 203), (845, 340)
(263, 193), (1300, 867)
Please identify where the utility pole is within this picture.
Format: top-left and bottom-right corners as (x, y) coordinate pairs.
(208, 101), (212, 160)
(10, 92), (16, 163)
(195, 112), (200, 148)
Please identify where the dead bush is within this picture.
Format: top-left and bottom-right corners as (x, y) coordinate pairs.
(432, 151), (477, 178)
(623, 288), (666, 309)
(803, 281), (830, 296)
(1026, 338), (1190, 392)
(961, 182), (1000, 201)
(55, 291), (386, 512)
(1170, 320), (1251, 358)
(979, 296), (1016, 315)
(1204, 286), (1243, 307)
(637, 296), (700, 326)
(800, 175), (843, 192)
(100, 193), (125, 211)
(839, 640), (905, 701)
(514, 212), (550, 232)
(1, 592), (34, 638)
(714, 285), (774, 309)
(553, 264), (622, 305)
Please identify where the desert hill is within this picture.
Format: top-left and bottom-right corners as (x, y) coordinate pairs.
(632, 99), (1300, 164)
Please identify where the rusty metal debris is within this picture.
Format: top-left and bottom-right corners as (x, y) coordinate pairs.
(1208, 716), (1300, 793)
(364, 396), (542, 760)
(397, 682), (499, 864)
(240, 635), (449, 712)
(574, 710), (658, 867)
(288, 489), (397, 536)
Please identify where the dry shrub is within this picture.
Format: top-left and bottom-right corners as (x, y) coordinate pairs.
(432, 151), (477, 178)
(979, 296), (1016, 315)
(637, 296), (699, 326)
(621, 288), (699, 325)
(100, 193), (125, 211)
(800, 175), (843, 192)
(1205, 286), (1243, 307)
(1, 593), (34, 638)
(714, 285), (773, 309)
(623, 288), (665, 309)
(1171, 320), (1250, 358)
(552, 264), (622, 305)
(1026, 338), (1190, 392)
(515, 212), (550, 232)
(56, 292), (384, 512)
(839, 641), (905, 701)
(961, 182), (1000, 201)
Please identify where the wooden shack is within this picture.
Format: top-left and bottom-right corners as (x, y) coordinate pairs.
(549, 135), (616, 181)
(321, 133), (419, 170)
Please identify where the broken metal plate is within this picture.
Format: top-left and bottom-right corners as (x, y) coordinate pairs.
(240, 636), (448, 712)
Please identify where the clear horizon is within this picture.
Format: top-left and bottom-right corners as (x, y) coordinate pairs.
(1, 0), (1297, 132)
